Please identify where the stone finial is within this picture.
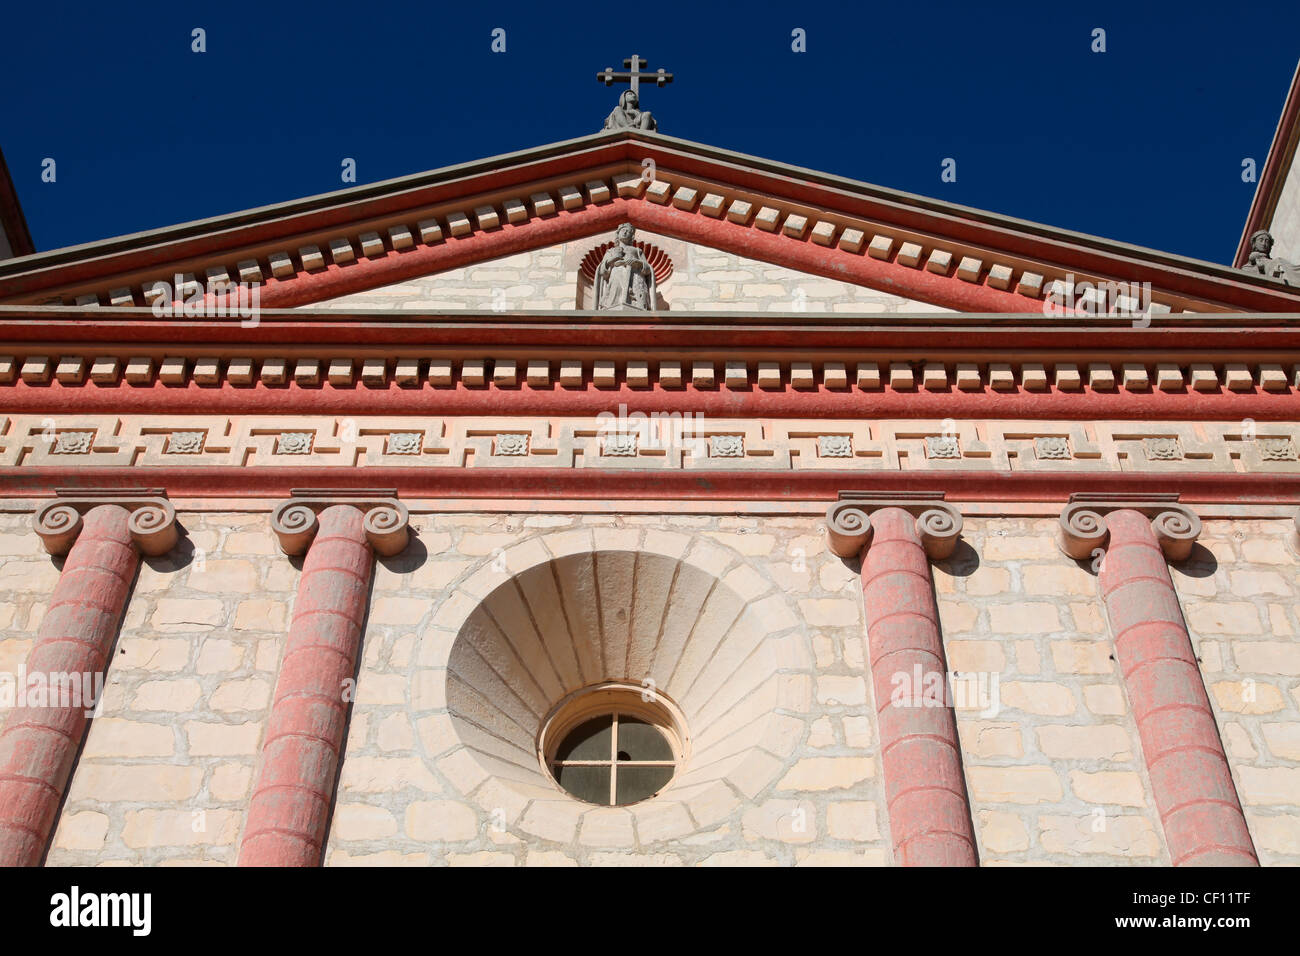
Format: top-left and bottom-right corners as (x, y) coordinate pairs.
(597, 54), (671, 131)
(33, 489), (178, 556)
(271, 489), (410, 556)
(1057, 493), (1201, 562)
(825, 492), (963, 560)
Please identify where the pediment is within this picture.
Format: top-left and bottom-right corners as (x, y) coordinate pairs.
(0, 130), (1297, 315)
(308, 229), (951, 314)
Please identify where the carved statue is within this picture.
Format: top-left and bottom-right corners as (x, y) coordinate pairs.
(603, 90), (657, 132)
(1241, 230), (1300, 286)
(593, 224), (657, 310)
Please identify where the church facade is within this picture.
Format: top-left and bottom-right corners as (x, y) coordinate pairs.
(0, 93), (1299, 866)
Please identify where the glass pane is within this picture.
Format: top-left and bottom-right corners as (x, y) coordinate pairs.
(617, 718), (674, 761)
(554, 716), (613, 762)
(554, 764), (612, 805)
(615, 764), (674, 805)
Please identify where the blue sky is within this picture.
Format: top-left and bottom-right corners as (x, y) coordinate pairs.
(7, 0), (1299, 263)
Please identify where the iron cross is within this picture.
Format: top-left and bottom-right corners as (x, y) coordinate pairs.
(596, 55), (673, 97)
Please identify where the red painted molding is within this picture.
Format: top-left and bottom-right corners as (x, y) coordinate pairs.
(237, 196), (1044, 314)
(3, 378), (1300, 421)
(628, 201), (1037, 313)
(6, 306), (1300, 351)
(1097, 510), (1258, 866)
(859, 508), (978, 866)
(5, 466), (1297, 505)
(254, 205), (626, 309)
(0, 505), (139, 866)
(239, 505), (374, 867)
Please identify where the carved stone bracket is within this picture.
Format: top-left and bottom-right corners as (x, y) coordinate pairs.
(1058, 492), (1201, 562)
(826, 491), (963, 560)
(33, 488), (178, 556)
(271, 488), (410, 557)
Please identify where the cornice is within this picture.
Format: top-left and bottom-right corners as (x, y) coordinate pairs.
(2, 135), (1298, 315)
(5, 467), (1297, 506)
(1, 347), (1298, 420)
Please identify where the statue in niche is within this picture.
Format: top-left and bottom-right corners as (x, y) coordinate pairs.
(1241, 230), (1300, 286)
(593, 224), (657, 310)
(603, 90), (658, 132)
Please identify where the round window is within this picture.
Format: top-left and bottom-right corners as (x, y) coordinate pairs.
(538, 682), (689, 806)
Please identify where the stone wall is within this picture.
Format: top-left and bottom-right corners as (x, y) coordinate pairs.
(0, 509), (1295, 865)
(1173, 518), (1300, 865)
(310, 231), (949, 314)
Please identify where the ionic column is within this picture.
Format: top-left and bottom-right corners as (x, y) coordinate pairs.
(1059, 494), (1257, 867)
(828, 493), (977, 867)
(238, 491), (409, 867)
(0, 491), (176, 866)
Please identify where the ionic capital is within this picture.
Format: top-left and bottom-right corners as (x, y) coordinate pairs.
(1058, 493), (1201, 562)
(826, 491), (963, 560)
(271, 488), (410, 557)
(33, 488), (178, 556)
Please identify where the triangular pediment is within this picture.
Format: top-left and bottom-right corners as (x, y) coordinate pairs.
(308, 229), (951, 314)
(1, 129), (1297, 315)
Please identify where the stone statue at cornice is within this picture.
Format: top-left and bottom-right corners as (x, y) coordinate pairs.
(593, 223), (657, 310)
(603, 90), (658, 132)
(1241, 230), (1300, 286)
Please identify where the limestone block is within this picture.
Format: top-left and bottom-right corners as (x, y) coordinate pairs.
(726, 199), (753, 224)
(896, 242), (923, 267)
(867, 235), (893, 260)
(1016, 272), (1043, 297)
(298, 245), (325, 271)
(388, 224), (415, 249)
(926, 249), (953, 276)
(446, 212), (472, 236)
(329, 238), (355, 264)
(987, 263), (1013, 289)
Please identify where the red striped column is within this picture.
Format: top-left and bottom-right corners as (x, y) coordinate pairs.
(1060, 496), (1257, 867)
(239, 494), (408, 867)
(0, 493), (176, 866)
(828, 495), (977, 867)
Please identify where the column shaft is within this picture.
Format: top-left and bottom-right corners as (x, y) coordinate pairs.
(1098, 509), (1257, 866)
(861, 508), (978, 866)
(239, 506), (374, 866)
(0, 505), (139, 866)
